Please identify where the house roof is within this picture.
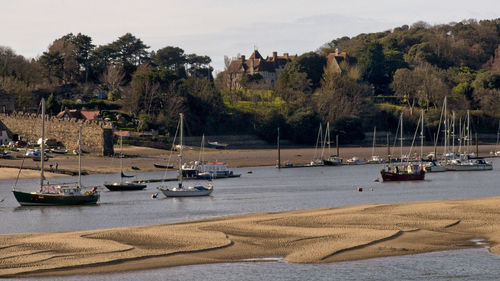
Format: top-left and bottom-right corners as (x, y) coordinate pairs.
(227, 50), (295, 74)
(56, 109), (81, 119)
(56, 109), (101, 120)
(80, 110), (101, 121)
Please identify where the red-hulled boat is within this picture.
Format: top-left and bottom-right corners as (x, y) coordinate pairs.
(380, 163), (425, 181)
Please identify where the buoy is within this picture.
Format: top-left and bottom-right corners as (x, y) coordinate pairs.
(247, 170), (253, 174)
(152, 192), (158, 199)
(357, 187), (363, 192)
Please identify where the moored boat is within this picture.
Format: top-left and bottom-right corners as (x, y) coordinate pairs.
(323, 155), (342, 166)
(153, 163), (174, 169)
(12, 106), (100, 206)
(104, 131), (146, 191)
(158, 113), (213, 197)
(380, 111), (425, 182)
(381, 163), (425, 181)
(443, 158), (493, 171)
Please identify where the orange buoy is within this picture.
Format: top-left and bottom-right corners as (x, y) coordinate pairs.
(152, 192), (158, 199)
(357, 187), (363, 192)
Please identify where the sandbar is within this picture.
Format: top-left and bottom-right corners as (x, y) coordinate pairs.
(1, 196), (500, 278)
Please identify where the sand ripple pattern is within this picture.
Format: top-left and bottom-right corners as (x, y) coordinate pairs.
(2, 197), (500, 277)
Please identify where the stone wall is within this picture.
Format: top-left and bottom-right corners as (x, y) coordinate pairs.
(0, 112), (114, 156)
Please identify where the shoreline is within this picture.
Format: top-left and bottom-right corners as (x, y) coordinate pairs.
(1, 196), (500, 277)
(0, 144), (498, 180)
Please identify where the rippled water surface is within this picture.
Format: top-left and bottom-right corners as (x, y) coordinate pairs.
(2, 158), (500, 280)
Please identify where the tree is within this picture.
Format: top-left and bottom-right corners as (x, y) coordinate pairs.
(283, 52), (326, 89)
(62, 33), (95, 82)
(391, 63), (450, 110)
(48, 38), (79, 84)
(358, 42), (389, 94)
(316, 76), (371, 123)
(92, 33), (150, 81)
(38, 51), (64, 84)
(152, 46), (187, 78)
(45, 93), (60, 115)
(186, 54), (212, 79)
(100, 65), (125, 100)
(332, 116), (365, 144)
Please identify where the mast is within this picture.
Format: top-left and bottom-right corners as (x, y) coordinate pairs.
(466, 109), (470, 154)
(179, 113), (184, 186)
(420, 109), (424, 161)
(336, 134), (339, 157)
(400, 113), (403, 164)
(451, 111), (455, 155)
(119, 131), (123, 184)
(40, 98), (46, 189)
(443, 96), (447, 158)
(78, 126), (82, 188)
(371, 126), (376, 158)
(496, 120), (500, 154)
(315, 123), (323, 161)
(458, 117), (462, 154)
(325, 122), (330, 157)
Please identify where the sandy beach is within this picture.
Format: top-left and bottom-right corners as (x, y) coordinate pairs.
(0, 144), (498, 179)
(1, 196), (500, 277)
(1, 145), (500, 277)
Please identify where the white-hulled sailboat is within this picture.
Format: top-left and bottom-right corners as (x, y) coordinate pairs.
(157, 113), (213, 197)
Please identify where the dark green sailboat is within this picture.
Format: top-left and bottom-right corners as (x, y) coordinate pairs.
(12, 99), (100, 206)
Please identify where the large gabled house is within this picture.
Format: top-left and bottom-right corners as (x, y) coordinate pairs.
(226, 50), (296, 90)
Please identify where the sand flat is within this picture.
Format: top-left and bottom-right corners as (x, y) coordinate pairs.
(2, 196), (500, 277)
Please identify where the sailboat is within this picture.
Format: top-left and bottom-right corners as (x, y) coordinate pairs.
(443, 110), (492, 171)
(12, 100), (100, 206)
(380, 112), (425, 181)
(368, 127), (384, 164)
(104, 132), (146, 191)
(310, 123), (325, 166)
(322, 123), (342, 166)
(158, 113), (213, 197)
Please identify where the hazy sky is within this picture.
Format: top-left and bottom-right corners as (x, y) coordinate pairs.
(1, 0), (499, 71)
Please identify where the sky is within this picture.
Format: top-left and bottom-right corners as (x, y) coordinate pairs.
(1, 0), (500, 72)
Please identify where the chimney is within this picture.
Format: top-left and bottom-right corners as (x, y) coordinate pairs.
(272, 51), (277, 61)
(284, 53), (289, 58)
(241, 55), (245, 62)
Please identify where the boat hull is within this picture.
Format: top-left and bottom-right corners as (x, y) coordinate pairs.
(12, 190), (99, 206)
(380, 170), (425, 181)
(104, 182), (147, 191)
(159, 186), (212, 197)
(153, 163), (173, 169)
(444, 164), (493, 171)
(323, 159), (341, 166)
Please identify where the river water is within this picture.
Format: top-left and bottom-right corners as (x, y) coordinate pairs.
(1, 158), (500, 280)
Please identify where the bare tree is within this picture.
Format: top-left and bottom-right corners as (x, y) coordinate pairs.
(100, 65), (125, 100)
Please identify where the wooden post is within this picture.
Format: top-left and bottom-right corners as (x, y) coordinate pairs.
(277, 127), (280, 169)
(475, 132), (479, 157)
(336, 135), (339, 157)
